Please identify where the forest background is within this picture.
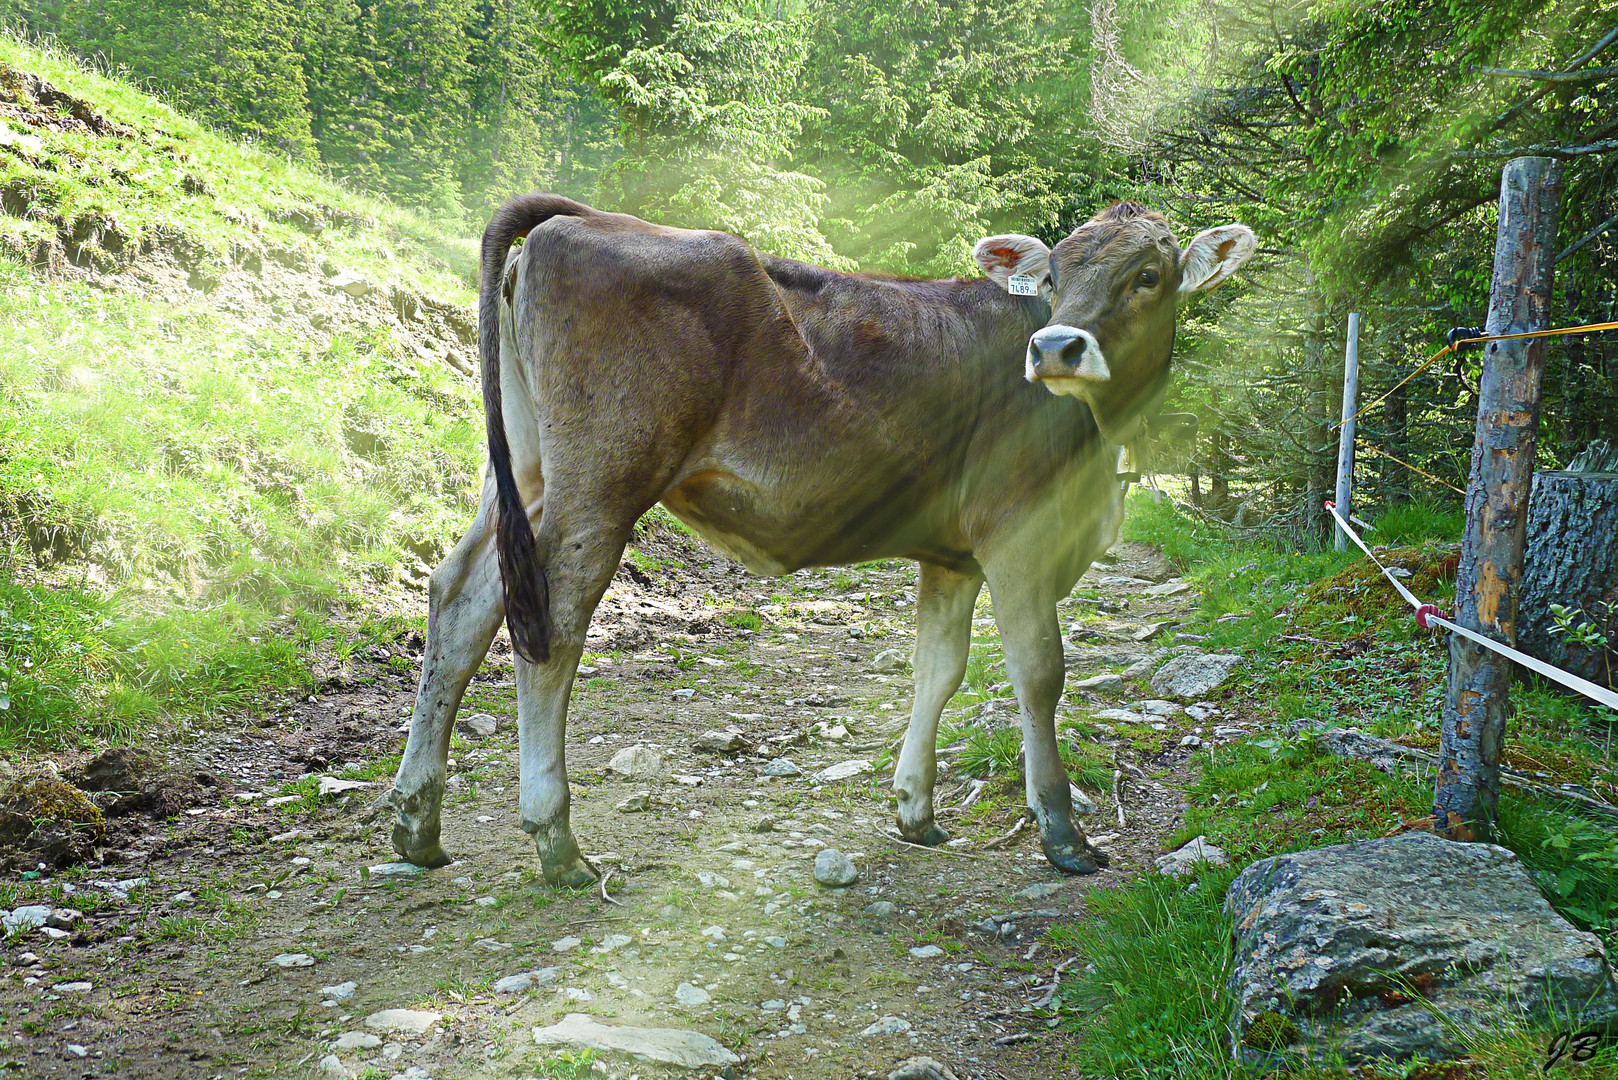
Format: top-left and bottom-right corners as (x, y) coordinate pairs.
(6, 0), (1617, 542)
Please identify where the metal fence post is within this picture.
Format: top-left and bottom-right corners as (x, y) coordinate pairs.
(1333, 313), (1360, 552)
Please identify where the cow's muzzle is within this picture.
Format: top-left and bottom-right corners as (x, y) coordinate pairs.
(1025, 325), (1110, 389)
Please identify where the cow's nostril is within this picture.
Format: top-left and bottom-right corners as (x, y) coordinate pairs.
(1031, 325), (1087, 361)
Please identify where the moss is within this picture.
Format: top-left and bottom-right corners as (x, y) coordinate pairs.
(1241, 1009), (1300, 1050)
(1303, 543), (1459, 619)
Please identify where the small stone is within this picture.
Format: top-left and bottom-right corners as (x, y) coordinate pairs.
(753, 815), (777, 832)
(592, 933), (632, 953)
(327, 270), (371, 297)
(765, 936), (786, 948)
(473, 937), (511, 952)
(321, 981), (358, 1001)
(1074, 673), (1124, 693)
(3, 905), (50, 936)
(694, 729), (748, 754)
(272, 953), (316, 968)
(1069, 784), (1098, 815)
(671, 688), (696, 700)
(457, 713), (498, 739)
(861, 1015), (913, 1036)
(1121, 655), (1159, 678)
(1153, 835), (1228, 879)
(64, 1044), (87, 1058)
(863, 901), (898, 918)
(616, 791), (654, 813)
(675, 981), (711, 1006)
(333, 1031), (383, 1050)
(872, 649), (907, 673)
(494, 968), (558, 994)
(564, 987), (594, 1001)
(363, 1009), (441, 1036)
(909, 944), (945, 958)
(812, 759), (872, 783)
(1143, 580), (1191, 597)
(606, 744), (664, 779)
(1150, 653), (1243, 700)
(319, 776), (372, 797)
(1013, 882), (1066, 902)
(532, 1013), (740, 1069)
(44, 908), (83, 930)
(762, 998), (787, 1011)
(1179, 735), (1203, 748)
(56, 981), (92, 992)
(761, 758), (801, 777)
(1132, 622), (1172, 642)
(814, 848), (859, 888)
(697, 872), (732, 890)
(366, 862), (425, 879)
(318, 1054), (348, 1077)
(552, 936), (582, 952)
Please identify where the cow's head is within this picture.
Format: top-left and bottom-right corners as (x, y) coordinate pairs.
(973, 203), (1255, 443)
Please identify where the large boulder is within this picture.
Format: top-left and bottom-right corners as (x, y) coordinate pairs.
(1226, 831), (1618, 1068)
(1149, 652), (1241, 699)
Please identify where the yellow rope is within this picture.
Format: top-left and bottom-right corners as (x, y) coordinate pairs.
(1334, 319), (1618, 431)
(1355, 440), (1467, 495)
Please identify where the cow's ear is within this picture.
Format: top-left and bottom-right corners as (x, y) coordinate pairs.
(973, 234), (1051, 294)
(1178, 224), (1256, 294)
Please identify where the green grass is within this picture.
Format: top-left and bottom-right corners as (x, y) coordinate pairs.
(0, 37), (489, 746)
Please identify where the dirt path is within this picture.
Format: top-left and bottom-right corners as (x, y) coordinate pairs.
(0, 527), (1224, 1080)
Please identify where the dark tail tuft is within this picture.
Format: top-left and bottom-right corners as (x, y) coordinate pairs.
(479, 192), (592, 664)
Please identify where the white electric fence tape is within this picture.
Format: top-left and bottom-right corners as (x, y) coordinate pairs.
(1324, 502), (1618, 712)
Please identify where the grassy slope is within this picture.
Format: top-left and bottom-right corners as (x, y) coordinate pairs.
(0, 37), (486, 745)
(1055, 493), (1618, 1078)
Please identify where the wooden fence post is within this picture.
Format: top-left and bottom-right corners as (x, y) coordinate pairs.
(1333, 313), (1361, 552)
(1433, 156), (1565, 841)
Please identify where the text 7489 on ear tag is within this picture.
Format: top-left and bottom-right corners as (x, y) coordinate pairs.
(1006, 273), (1039, 296)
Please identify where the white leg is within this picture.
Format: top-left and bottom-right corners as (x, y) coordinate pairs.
(391, 471), (507, 867)
(893, 563), (982, 844)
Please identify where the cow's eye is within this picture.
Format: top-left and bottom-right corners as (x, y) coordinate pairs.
(1137, 269), (1160, 289)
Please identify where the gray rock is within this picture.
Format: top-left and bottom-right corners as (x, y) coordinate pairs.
(318, 1054), (348, 1076)
(533, 1013), (740, 1069)
(860, 1014), (912, 1036)
(271, 952), (316, 968)
(2, 905), (50, 936)
(1153, 836), (1227, 878)
(606, 744), (663, 778)
(493, 967), (559, 994)
(1069, 785), (1098, 815)
(366, 862), (425, 879)
(872, 649), (908, 673)
(1143, 579), (1192, 597)
(1131, 621), (1172, 642)
(1120, 655), (1159, 679)
(363, 1009), (441, 1036)
(889, 1057), (961, 1080)
(674, 981), (711, 1006)
(1179, 735), (1203, 748)
(909, 944), (945, 958)
(1226, 832), (1618, 1066)
(812, 759), (872, 783)
(45, 908), (83, 930)
(1074, 673), (1124, 693)
(616, 790), (653, 813)
(327, 270), (372, 297)
(694, 729), (748, 754)
(321, 981), (357, 1001)
(332, 1031), (382, 1050)
(863, 900), (898, 917)
(761, 758), (801, 777)
(457, 713), (498, 739)
(1013, 882), (1066, 902)
(813, 847), (859, 888)
(1149, 653), (1242, 699)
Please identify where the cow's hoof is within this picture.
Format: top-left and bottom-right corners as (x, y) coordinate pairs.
(1044, 840), (1108, 876)
(543, 858), (601, 890)
(391, 824), (453, 869)
(898, 820), (951, 848)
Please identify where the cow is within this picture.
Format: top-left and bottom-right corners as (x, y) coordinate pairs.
(386, 194), (1255, 886)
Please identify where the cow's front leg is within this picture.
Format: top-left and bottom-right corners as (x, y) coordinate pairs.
(893, 562), (983, 846)
(983, 563), (1109, 875)
(391, 472), (505, 867)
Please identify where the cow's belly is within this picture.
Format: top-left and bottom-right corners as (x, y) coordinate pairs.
(660, 468), (939, 574)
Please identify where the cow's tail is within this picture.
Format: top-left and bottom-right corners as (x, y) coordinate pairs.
(479, 192), (590, 665)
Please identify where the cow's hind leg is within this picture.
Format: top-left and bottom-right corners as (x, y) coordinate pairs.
(391, 471), (508, 867)
(514, 502), (635, 887)
(982, 558), (1109, 875)
(893, 562), (982, 846)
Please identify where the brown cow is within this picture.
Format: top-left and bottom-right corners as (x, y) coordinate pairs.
(387, 195), (1254, 885)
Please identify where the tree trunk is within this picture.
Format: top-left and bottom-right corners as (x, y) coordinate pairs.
(1518, 470), (1618, 686)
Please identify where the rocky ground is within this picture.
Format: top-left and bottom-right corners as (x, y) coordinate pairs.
(0, 527), (1248, 1080)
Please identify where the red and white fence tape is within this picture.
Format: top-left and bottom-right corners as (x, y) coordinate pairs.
(1324, 501), (1618, 712)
